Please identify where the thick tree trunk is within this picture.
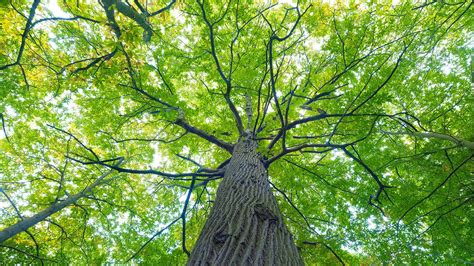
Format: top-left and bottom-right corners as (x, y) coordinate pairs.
(188, 135), (303, 265)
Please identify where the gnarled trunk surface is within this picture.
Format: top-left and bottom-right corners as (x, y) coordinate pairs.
(188, 136), (303, 265)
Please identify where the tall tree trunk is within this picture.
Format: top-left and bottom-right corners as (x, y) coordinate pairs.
(188, 135), (303, 265)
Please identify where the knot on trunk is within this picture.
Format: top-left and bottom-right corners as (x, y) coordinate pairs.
(254, 203), (278, 224)
(213, 231), (231, 245)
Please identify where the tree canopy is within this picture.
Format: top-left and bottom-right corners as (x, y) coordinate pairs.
(0, 0), (472, 264)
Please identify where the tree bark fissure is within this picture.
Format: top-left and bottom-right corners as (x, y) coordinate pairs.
(188, 135), (303, 265)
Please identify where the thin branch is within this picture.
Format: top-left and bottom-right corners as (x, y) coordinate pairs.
(0, 244), (57, 262)
(126, 216), (181, 262)
(398, 154), (474, 223)
(180, 174), (196, 257)
(263, 3), (312, 150)
(269, 181), (333, 227)
(350, 40), (411, 114)
(197, 0), (244, 134)
(283, 159), (354, 195)
(149, 0), (176, 17)
(0, 113), (10, 142)
(302, 241), (345, 266)
(411, 196), (473, 243)
(0, 0), (40, 70)
(0, 189), (24, 220)
(341, 147), (392, 203)
(30, 16), (99, 29)
(47, 124), (100, 161)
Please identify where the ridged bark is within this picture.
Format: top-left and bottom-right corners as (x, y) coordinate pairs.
(188, 135), (303, 265)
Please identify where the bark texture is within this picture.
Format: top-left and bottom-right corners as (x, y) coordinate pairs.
(188, 135), (303, 265)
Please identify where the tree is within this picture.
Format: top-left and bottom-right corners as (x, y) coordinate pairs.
(0, 0), (472, 264)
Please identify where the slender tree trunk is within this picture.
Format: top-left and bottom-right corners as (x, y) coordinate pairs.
(188, 135), (303, 265)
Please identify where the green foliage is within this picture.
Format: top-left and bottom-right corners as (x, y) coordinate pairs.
(0, 0), (472, 264)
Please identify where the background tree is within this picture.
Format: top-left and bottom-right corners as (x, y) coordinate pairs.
(0, 0), (472, 264)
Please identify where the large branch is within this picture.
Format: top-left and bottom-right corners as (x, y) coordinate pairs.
(0, 161), (122, 243)
(68, 48), (117, 74)
(68, 156), (225, 180)
(266, 112), (335, 150)
(383, 131), (474, 150)
(114, 40), (235, 154)
(175, 118), (234, 153)
(267, 112), (399, 152)
(102, 0), (149, 41)
(101, 0), (176, 42)
(265, 119), (376, 165)
(265, 143), (334, 165)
